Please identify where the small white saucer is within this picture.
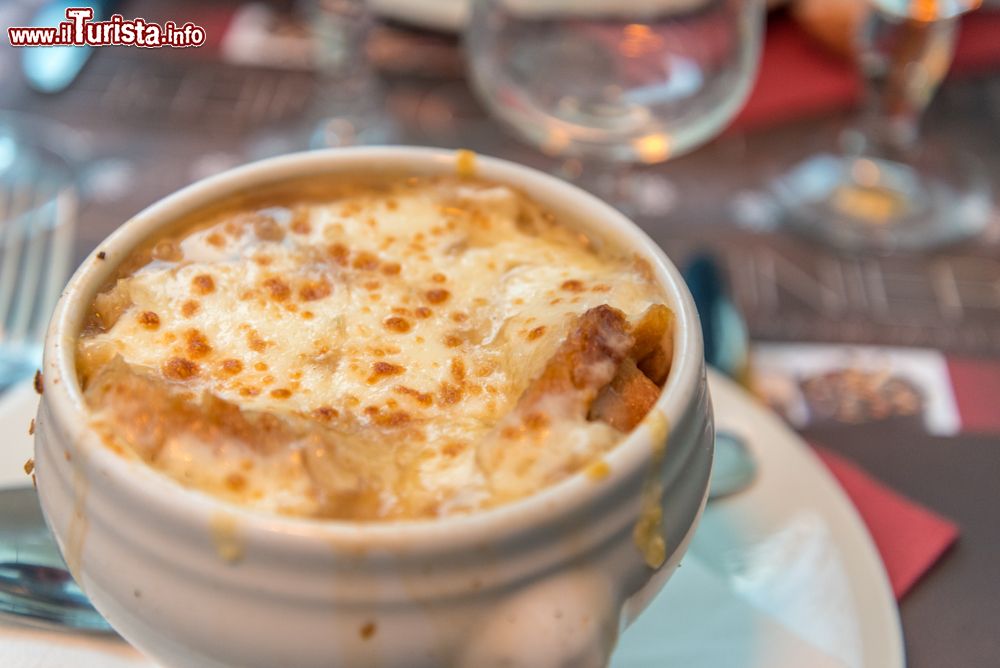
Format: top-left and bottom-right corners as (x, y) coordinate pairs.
(0, 371), (903, 667)
(614, 371), (903, 667)
(368, 0), (466, 32)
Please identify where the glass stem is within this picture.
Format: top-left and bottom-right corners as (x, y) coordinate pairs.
(559, 157), (631, 207)
(598, 162), (638, 211)
(854, 9), (958, 160)
(557, 158), (677, 218)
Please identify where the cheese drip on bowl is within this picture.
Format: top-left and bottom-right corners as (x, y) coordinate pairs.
(77, 175), (673, 520)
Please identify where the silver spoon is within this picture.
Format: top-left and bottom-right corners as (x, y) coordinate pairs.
(708, 431), (757, 500)
(681, 255), (758, 497)
(0, 431), (755, 634)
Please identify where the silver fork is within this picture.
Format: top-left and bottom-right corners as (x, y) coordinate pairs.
(0, 137), (76, 384)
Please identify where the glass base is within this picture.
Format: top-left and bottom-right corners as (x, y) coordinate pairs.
(772, 148), (992, 252)
(559, 160), (678, 219)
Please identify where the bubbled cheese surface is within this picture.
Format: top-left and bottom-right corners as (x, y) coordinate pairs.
(78, 176), (666, 519)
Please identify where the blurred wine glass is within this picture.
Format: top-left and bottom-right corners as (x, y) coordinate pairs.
(773, 0), (991, 251)
(465, 0), (764, 215)
(305, 0), (391, 149)
(245, 0), (390, 160)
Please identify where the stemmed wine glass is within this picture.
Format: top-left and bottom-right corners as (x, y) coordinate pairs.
(464, 0), (765, 215)
(772, 0), (990, 251)
(245, 0), (390, 160)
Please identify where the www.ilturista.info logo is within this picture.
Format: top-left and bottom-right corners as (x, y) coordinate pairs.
(7, 7), (206, 48)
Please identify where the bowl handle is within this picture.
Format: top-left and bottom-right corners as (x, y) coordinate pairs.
(458, 567), (619, 668)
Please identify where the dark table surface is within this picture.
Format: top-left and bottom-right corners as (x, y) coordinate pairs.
(1, 2), (999, 665)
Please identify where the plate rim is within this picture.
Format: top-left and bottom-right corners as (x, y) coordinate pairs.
(0, 373), (904, 666)
(0, 380), (40, 489)
(367, 0), (466, 33)
(701, 369), (905, 668)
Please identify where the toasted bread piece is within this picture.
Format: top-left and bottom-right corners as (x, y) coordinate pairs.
(85, 357), (298, 460)
(478, 306), (634, 500)
(630, 304), (674, 385)
(513, 304), (634, 420)
(589, 358), (662, 432)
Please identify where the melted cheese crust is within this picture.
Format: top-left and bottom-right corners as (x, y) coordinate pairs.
(78, 176), (668, 519)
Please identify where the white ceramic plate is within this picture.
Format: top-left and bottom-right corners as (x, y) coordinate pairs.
(615, 371), (904, 667)
(368, 0), (466, 32)
(0, 381), (40, 489)
(0, 371), (903, 667)
(366, 0), (791, 33)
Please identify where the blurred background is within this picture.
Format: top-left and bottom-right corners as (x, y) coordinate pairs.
(0, 0), (998, 664)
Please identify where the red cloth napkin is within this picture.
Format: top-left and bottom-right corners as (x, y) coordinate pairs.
(814, 447), (959, 600)
(946, 356), (1000, 434)
(734, 10), (1000, 131)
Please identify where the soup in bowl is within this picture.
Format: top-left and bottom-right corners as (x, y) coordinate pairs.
(34, 147), (713, 668)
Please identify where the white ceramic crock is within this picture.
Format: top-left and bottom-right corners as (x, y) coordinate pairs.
(34, 147), (714, 668)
